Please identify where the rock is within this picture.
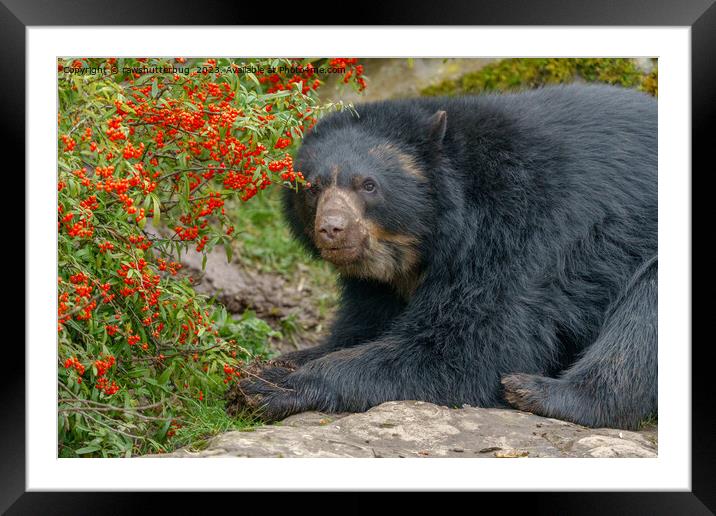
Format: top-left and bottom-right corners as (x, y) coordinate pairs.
(148, 401), (657, 458)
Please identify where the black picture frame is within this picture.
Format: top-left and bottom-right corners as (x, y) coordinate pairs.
(7, 0), (710, 513)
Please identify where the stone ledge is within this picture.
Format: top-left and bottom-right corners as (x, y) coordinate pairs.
(148, 400), (657, 458)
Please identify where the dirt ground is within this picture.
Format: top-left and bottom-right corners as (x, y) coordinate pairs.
(180, 245), (334, 354)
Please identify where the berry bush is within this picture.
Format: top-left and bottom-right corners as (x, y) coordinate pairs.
(57, 57), (366, 457)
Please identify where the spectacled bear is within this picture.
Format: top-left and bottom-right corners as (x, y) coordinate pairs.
(232, 83), (657, 430)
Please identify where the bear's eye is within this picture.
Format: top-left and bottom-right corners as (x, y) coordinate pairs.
(362, 180), (377, 193)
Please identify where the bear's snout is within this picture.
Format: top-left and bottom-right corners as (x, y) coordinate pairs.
(315, 209), (365, 264)
(313, 186), (367, 264)
(317, 211), (348, 242)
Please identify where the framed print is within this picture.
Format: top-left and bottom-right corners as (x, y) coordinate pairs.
(8, 0), (711, 512)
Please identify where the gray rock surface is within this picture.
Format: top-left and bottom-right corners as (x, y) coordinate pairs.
(151, 401), (657, 458)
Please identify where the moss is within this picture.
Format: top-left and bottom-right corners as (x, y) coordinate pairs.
(639, 60), (658, 97)
(421, 58), (657, 97)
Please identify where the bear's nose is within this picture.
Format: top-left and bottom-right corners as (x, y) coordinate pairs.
(318, 213), (347, 242)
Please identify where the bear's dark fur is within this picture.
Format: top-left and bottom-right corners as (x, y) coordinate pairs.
(236, 84), (657, 430)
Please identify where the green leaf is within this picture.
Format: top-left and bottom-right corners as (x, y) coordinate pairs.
(158, 363), (174, 385)
(246, 72), (261, 87)
(154, 419), (172, 441)
(75, 444), (101, 455)
(127, 367), (150, 379)
(152, 195), (161, 225)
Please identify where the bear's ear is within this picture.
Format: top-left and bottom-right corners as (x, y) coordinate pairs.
(428, 110), (447, 144)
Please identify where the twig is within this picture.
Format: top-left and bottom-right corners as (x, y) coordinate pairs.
(81, 410), (147, 441)
(59, 406), (172, 422)
(58, 397), (164, 412)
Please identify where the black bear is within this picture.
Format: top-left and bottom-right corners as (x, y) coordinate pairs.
(235, 83), (657, 430)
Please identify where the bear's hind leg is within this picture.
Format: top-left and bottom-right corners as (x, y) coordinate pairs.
(502, 256), (657, 430)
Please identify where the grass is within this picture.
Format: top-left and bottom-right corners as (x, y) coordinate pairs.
(638, 413), (658, 430)
(168, 398), (261, 452)
(226, 187), (338, 289)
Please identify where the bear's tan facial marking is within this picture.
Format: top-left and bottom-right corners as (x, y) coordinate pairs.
(314, 185), (367, 265)
(330, 164), (340, 186)
(311, 177), (423, 300)
(335, 219), (423, 300)
(368, 144), (427, 182)
(318, 186), (361, 219)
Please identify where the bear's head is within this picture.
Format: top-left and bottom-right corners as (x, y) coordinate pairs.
(282, 105), (448, 295)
